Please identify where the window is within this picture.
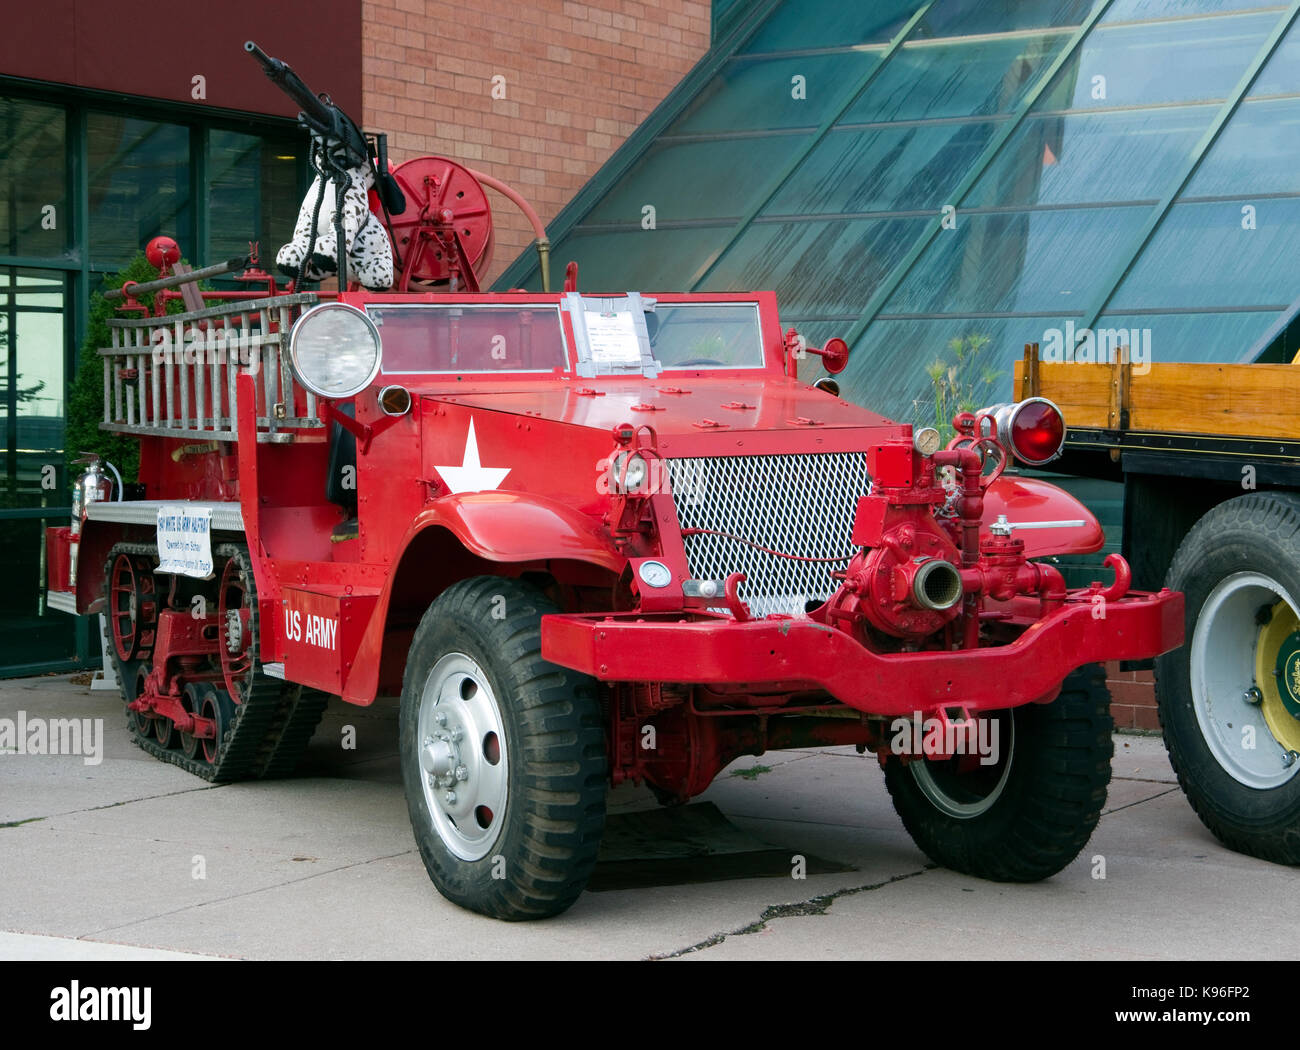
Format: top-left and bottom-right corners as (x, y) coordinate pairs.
(649, 302), (766, 370)
(0, 98), (67, 259)
(87, 113), (191, 271)
(371, 305), (569, 374)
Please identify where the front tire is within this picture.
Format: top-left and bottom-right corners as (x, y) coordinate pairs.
(883, 664), (1112, 881)
(399, 577), (607, 920)
(1156, 493), (1300, 864)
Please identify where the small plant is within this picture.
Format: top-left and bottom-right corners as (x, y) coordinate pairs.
(65, 253), (206, 488)
(731, 763), (773, 781)
(920, 333), (1002, 441)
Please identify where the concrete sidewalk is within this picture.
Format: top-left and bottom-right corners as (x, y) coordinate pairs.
(0, 673), (1294, 960)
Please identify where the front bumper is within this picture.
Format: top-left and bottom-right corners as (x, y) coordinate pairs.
(542, 589), (1184, 716)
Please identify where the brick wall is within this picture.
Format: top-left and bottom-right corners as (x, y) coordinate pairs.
(361, 0), (712, 285)
(1105, 662), (1158, 732)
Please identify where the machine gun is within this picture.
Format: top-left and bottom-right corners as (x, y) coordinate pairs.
(245, 40), (404, 214)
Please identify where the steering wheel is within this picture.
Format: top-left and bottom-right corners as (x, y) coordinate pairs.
(672, 357), (726, 367)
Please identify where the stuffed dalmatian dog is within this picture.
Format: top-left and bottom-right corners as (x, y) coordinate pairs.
(277, 144), (395, 291)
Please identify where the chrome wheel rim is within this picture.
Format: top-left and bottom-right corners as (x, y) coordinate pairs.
(1190, 572), (1300, 789)
(909, 712), (1015, 819)
(417, 653), (508, 861)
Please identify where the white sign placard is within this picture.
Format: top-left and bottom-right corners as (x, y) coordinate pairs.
(156, 505), (214, 578)
(584, 310), (642, 365)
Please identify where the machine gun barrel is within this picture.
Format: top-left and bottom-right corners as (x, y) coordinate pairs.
(244, 41), (335, 128)
(244, 40), (367, 165)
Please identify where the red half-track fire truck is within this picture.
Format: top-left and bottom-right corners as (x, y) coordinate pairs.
(45, 46), (1184, 920)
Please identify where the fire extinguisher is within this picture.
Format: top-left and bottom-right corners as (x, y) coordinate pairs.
(69, 453), (123, 587)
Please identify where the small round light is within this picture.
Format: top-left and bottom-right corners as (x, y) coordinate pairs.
(379, 384), (412, 416)
(913, 426), (943, 456)
(1007, 398), (1065, 465)
(613, 451), (650, 493)
(638, 561), (672, 589)
(289, 303), (382, 399)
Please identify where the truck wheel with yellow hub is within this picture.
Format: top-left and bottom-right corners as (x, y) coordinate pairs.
(1157, 492), (1300, 864)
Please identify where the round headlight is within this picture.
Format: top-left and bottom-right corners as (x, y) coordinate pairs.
(289, 303), (382, 399)
(612, 451), (650, 493)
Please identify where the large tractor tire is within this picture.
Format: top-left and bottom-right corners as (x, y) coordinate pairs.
(399, 576), (608, 920)
(883, 663), (1112, 881)
(1156, 492), (1300, 864)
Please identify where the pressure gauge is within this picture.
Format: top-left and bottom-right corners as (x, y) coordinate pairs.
(913, 426), (943, 456)
(638, 560), (672, 589)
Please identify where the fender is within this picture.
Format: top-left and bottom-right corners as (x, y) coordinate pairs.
(341, 490), (623, 705)
(981, 475), (1103, 557)
(428, 490), (624, 571)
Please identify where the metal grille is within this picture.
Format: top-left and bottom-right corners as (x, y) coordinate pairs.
(666, 452), (869, 618)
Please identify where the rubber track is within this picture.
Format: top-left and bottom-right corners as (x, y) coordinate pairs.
(105, 542), (326, 783)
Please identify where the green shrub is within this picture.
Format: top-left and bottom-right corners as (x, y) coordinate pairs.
(64, 254), (200, 487)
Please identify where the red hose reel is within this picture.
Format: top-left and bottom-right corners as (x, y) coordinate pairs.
(381, 156), (495, 292)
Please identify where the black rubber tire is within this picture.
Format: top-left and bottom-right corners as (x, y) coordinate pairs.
(399, 576), (607, 920)
(1156, 492), (1300, 864)
(883, 663), (1112, 881)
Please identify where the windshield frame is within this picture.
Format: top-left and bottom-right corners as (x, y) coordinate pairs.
(345, 290), (784, 380)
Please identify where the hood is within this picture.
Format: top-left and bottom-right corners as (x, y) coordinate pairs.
(416, 375), (899, 439)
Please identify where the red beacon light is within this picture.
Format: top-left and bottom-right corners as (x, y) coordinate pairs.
(981, 397), (1067, 466)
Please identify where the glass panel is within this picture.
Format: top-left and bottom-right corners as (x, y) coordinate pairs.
(1104, 0), (1280, 24)
(1036, 12), (1278, 111)
(208, 129), (302, 266)
(650, 303), (766, 369)
(583, 135), (809, 225)
(884, 205), (1151, 315)
(1093, 310), (1281, 363)
(765, 120), (999, 215)
(1111, 199), (1300, 309)
(1187, 97), (1300, 197)
(841, 33), (1067, 124)
(0, 515), (79, 669)
(370, 305), (568, 373)
(837, 315), (1080, 425)
(0, 98), (67, 259)
(915, 0), (1095, 38)
(0, 269), (65, 509)
(702, 217), (927, 316)
(527, 227), (730, 293)
(667, 53), (882, 134)
(741, 0), (917, 54)
(1248, 17), (1300, 98)
(88, 114), (191, 270)
(965, 106), (1214, 208)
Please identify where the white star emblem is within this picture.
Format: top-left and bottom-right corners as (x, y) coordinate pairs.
(435, 419), (511, 494)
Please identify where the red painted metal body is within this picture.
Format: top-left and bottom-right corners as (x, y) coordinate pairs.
(55, 253), (1183, 803)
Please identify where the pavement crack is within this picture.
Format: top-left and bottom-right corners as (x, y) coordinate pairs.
(80, 848), (417, 940)
(649, 866), (933, 960)
(1102, 786), (1179, 816)
(1112, 776), (1178, 785)
(1, 783), (223, 828)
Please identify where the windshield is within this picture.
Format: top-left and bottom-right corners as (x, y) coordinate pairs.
(646, 303), (765, 370)
(371, 305), (568, 373)
(368, 300), (766, 374)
